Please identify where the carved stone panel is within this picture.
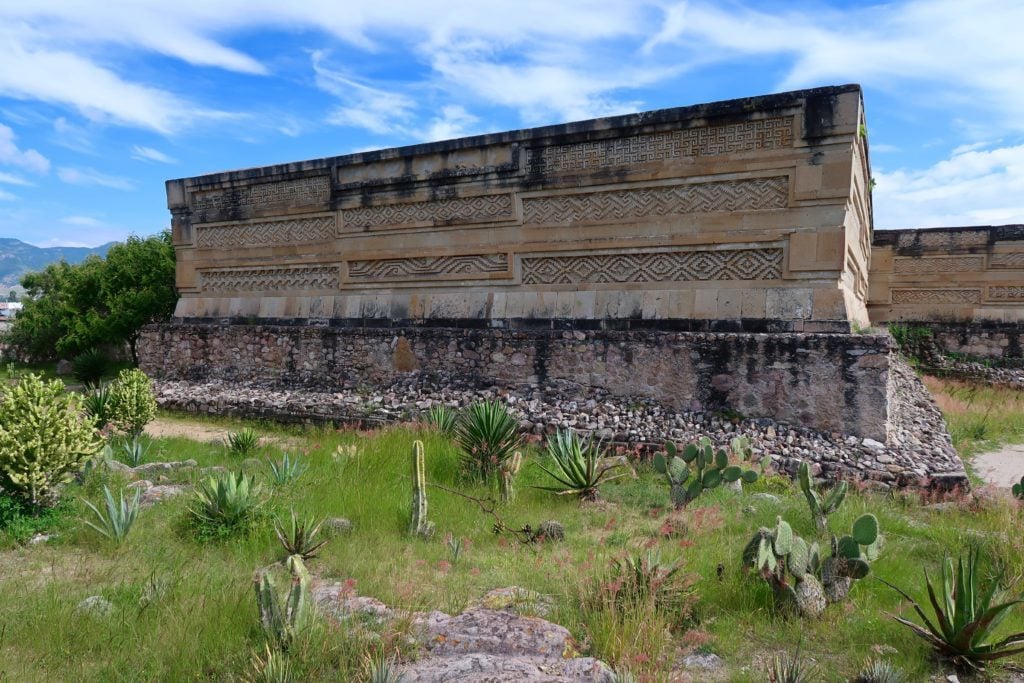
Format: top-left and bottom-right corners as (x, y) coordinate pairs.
(530, 116), (794, 174)
(989, 253), (1024, 269)
(988, 286), (1024, 301)
(893, 256), (984, 274)
(196, 216), (335, 249)
(190, 176), (330, 223)
(347, 254), (510, 282)
(342, 194), (514, 230)
(521, 247), (784, 285)
(891, 289), (981, 304)
(199, 265), (339, 293)
(522, 177), (787, 225)
(897, 230), (988, 248)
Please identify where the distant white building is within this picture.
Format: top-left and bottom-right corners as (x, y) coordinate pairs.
(0, 302), (22, 318)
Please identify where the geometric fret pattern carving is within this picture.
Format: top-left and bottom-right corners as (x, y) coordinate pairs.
(988, 286), (1024, 301)
(891, 289), (981, 304)
(893, 256), (984, 274)
(199, 265), (338, 293)
(989, 253), (1024, 269)
(342, 194), (514, 229)
(530, 116), (793, 174)
(897, 230), (988, 248)
(522, 177), (787, 225)
(196, 216), (335, 248)
(348, 254), (509, 281)
(521, 248), (783, 285)
(191, 176), (329, 215)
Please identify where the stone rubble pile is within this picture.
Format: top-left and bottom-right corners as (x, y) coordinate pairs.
(153, 356), (966, 489)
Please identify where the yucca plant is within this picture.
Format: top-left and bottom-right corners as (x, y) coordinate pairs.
(881, 547), (1024, 670)
(535, 428), (626, 501)
(364, 652), (403, 683)
(226, 428), (261, 456)
(72, 349), (109, 390)
(853, 658), (905, 683)
(189, 471), (264, 533)
(81, 485), (141, 545)
(266, 454), (308, 486)
(610, 549), (696, 618)
(245, 644), (293, 683)
(82, 384), (113, 430)
(423, 405), (458, 438)
(766, 650), (818, 683)
(454, 400), (521, 482)
(120, 434), (149, 467)
(274, 509), (328, 560)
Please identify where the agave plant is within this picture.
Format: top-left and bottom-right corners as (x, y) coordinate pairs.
(72, 349), (110, 390)
(245, 644), (293, 683)
(881, 547), (1024, 670)
(274, 509), (328, 560)
(120, 434), (150, 467)
(610, 549), (695, 616)
(266, 454), (308, 486)
(534, 429), (626, 501)
(423, 405), (458, 438)
(81, 485), (141, 545)
(226, 428), (261, 456)
(853, 658), (905, 683)
(189, 471), (264, 532)
(454, 400), (521, 482)
(766, 650), (818, 683)
(82, 384), (113, 430)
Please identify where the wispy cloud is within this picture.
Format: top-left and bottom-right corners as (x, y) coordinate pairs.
(57, 166), (135, 190)
(60, 215), (104, 227)
(0, 123), (49, 173)
(0, 171), (31, 186)
(0, 188), (16, 201)
(130, 145), (177, 163)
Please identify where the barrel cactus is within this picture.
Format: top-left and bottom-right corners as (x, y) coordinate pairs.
(654, 439), (758, 508)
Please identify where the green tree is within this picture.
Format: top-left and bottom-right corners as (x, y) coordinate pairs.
(8, 232), (175, 363)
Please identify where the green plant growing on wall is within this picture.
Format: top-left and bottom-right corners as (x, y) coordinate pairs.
(409, 440), (434, 538)
(798, 460), (848, 532)
(254, 554), (311, 652)
(0, 373), (103, 508)
(108, 368), (157, 438)
(653, 439), (757, 508)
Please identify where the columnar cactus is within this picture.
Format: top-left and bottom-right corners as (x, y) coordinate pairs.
(1013, 475), (1024, 501)
(254, 554), (310, 651)
(499, 451), (522, 503)
(409, 440), (434, 537)
(798, 460), (848, 532)
(654, 439), (758, 508)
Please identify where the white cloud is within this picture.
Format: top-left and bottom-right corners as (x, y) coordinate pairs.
(0, 188), (16, 201)
(60, 215), (104, 227)
(0, 171), (31, 186)
(0, 123), (50, 173)
(57, 166), (135, 190)
(314, 52), (418, 135)
(131, 145), (177, 163)
(873, 142), (1024, 229)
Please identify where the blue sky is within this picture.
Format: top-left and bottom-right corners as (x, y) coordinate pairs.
(0, 0), (1022, 247)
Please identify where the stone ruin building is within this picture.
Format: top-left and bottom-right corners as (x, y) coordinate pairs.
(139, 83), (1023, 483)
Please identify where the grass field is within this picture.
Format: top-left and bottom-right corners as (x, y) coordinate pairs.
(2, 411), (1023, 681)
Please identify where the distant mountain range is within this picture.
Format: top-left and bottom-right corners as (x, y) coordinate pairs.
(0, 238), (116, 288)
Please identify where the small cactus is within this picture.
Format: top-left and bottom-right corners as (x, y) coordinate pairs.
(654, 439), (758, 509)
(499, 451), (522, 503)
(1013, 475), (1024, 500)
(409, 440), (435, 538)
(742, 516), (825, 618)
(254, 554), (310, 651)
(798, 460), (847, 532)
(821, 513), (880, 602)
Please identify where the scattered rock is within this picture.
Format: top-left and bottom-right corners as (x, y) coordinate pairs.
(55, 359), (73, 376)
(139, 484), (190, 507)
(472, 586), (554, 617)
(750, 493), (781, 504)
(27, 533), (54, 545)
(324, 517), (354, 535)
(126, 479), (153, 490)
(76, 595), (114, 617)
(682, 653), (724, 670)
(132, 459), (197, 474)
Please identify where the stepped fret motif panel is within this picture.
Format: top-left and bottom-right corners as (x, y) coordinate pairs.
(192, 176), (329, 214)
(891, 289), (981, 304)
(522, 177), (787, 225)
(893, 256), (984, 274)
(897, 230), (988, 248)
(342, 194), (513, 229)
(988, 286), (1024, 301)
(989, 253), (1024, 269)
(348, 254), (509, 281)
(531, 116), (793, 174)
(200, 265), (338, 293)
(521, 248), (783, 285)
(196, 216), (335, 248)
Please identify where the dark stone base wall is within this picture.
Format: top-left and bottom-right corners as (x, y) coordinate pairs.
(138, 322), (892, 441)
(894, 321), (1022, 361)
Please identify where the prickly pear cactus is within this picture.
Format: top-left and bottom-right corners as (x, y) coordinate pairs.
(410, 440), (435, 538)
(798, 460), (848, 533)
(820, 513), (880, 603)
(655, 440), (758, 508)
(742, 517), (827, 618)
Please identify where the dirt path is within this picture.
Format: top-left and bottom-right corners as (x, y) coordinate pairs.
(144, 417), (300, 448)
(972, 443), (1024, 487)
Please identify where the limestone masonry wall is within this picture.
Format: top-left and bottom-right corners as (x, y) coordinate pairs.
(139, 323), (892, 441)
(166, 85), (872, 332)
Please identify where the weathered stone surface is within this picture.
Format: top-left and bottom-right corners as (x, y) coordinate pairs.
(76, 596), (114, 617)
(138, 484), (190, 507)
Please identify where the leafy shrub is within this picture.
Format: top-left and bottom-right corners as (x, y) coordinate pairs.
(81, 485), (140, 545)
(189, 471), (264, 537)
(82, 385), (114, 430)
(274, 509), (327, 560)
(882, 547), (1024, 670)
(72, 349), (109, 389)
(0, 494), (69, 544)
(226, 428), (261, 457)
(454, 400), (521, 482)
(0, 373), (103, 507)
(422, 405), (458, 437)
(535, 429), (626, 501)
(108, 368), (156, 438)
(266, 454), (307, 485)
